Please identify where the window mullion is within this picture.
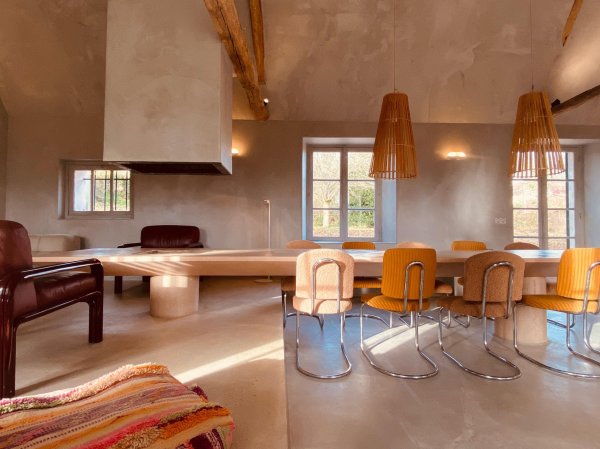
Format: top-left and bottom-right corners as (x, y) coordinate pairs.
(340, 148), (348, 240)
(539, 172), (548, 249)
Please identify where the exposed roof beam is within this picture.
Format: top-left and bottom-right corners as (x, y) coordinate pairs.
(203, 0), (269, 120)
(562, 0), (584, 46)
(551, 84), (600, 115)
(248, 0), (266, 84)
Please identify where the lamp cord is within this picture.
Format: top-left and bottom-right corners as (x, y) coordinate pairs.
(530, 0), (534, 91)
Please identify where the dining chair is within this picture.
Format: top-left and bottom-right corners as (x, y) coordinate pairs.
(360, 248), (439, 379)
(504, 242), (540, 250)
(281, 240), (322, 327)
(293, 249), (355, 378)
(451, 240), (488, 327)
(341, 241), (382, 291)
(437, 251), (525, 380)
(513, 248), (600, 378)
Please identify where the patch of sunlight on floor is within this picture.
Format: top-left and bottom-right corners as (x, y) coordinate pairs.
(175, 339), (283, 382)
(365, 322), (438, 356)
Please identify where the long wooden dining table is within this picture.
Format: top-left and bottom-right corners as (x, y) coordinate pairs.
(33, 248), (562, 343)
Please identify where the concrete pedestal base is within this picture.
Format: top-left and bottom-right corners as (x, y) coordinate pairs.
(493, 277), (548, 345)
(150, 275), (199, 318)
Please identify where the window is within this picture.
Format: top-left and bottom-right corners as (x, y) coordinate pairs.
(306, 146), (380, 241)
(64, 162), (133, 218)
(512, 149), (581, 249)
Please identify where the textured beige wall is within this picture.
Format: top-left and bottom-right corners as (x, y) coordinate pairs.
(4, 118), (600, 249)
(0, 98), (7, 218)
(584, 142), (600, 247)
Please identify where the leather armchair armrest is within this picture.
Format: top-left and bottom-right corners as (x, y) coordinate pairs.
(0, 259), (104, 305)
(188, 242), (204, 248)
(118, 242), (142, 249)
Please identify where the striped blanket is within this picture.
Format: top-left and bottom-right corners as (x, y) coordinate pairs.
(0, 363), (234, 449)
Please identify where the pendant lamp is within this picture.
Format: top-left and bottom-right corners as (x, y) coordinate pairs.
(509, 1), (564, 178)
(369, 0), (417, 180)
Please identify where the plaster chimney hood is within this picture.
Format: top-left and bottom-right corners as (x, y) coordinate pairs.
(103, 0), (232, 175)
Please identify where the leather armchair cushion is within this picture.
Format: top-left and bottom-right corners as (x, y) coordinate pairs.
(33, 273), (98, 312)
(140, 225), (200, 248)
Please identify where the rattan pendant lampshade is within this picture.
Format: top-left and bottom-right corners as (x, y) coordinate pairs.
(369, 92), (417, 179)
(509, 91), (564, 178)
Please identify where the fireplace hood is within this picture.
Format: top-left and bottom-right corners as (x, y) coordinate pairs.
(102, 0), (232, 175)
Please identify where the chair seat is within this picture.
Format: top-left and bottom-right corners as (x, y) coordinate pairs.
(293, 296), (352, 314)
(280, 276), (295, 292)
(33, 273), (97, 312)
(522, 294), (599, 314)
(353, 277), (382, 289)
(436, 296), (508, 318)
(434, 279), (453, 295)
(363, 294), (430, 313)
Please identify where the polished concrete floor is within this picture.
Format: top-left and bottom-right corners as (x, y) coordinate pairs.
(13, 278), (600, 449)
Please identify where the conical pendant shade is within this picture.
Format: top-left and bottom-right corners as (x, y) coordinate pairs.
(369, 92), (417, 179)
(509, 91), (564, 178)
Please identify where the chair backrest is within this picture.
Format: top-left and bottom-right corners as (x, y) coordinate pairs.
(556, 248), (600, 300)
(286, 240), (321, 249)
(140, 225), (200, 248)
(504, 242), (539, 250)
(381, 248), (437, 300)
(342, 241), (376, 250)
(396, 241), (432, 248)
(451, 240), (487, 251)
(0, 220), (34, 278)
(463, 251), (525, 303)
(295, 249), (354, 300)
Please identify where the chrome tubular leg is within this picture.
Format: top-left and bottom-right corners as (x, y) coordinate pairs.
(347, 309), (392, 328)
(583, 312), (600, 356)
(566, 313), (600, 366)
(296, 310), (351, 379)
(418, 307), (450, 328)
(361, 307), (438, 379)
(439, 308), (520, 380)
(514, 305), (600, 379)
(285, 291), (324, 329)
(453, 314), (471, 328)
(548, 314), (576, 329)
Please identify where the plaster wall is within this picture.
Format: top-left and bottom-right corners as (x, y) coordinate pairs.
(4, 118), (600, 249)
(584, 142), (600, 247)
(0, 99), (7, 218)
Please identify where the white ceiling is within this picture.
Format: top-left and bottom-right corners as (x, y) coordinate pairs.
(0, 0), (599, 125)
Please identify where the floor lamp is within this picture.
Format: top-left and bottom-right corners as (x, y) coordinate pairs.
(256, 199), (273, 283)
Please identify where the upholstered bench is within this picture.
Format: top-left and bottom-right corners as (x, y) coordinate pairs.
(29, 234), (82, 251)
(0, 363), (234, 449)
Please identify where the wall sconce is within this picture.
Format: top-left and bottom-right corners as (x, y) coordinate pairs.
(231, 148), (240, 156)
(446, 151), (466, 160)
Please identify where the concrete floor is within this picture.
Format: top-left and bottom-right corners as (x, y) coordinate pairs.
(13, 278), (600, 449)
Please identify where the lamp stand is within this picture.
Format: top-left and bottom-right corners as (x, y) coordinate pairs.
(256, 199), (273, 283)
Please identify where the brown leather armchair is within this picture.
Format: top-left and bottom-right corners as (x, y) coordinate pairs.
(114, 225), (203, 294)
(0, 220), (104, 398)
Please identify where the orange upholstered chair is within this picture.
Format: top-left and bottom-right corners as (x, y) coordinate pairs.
(360, 248), (438, 379)
(451, 240), (487, 251)
(341, 241), (381, 289)
(437, 251), (525, 380)
(514, 248), (600, 378)
(504, 242), (540, 250)
(281, 240), (322, 327)
(293, 249), (354, 379)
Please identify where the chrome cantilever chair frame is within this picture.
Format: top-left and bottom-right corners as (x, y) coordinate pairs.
(438, 261), (521, 381)
(513, 261), (600, 379)
(282, 289), (323, 329)
(360, 261), (438, 379)
(296, 258), (351, 379)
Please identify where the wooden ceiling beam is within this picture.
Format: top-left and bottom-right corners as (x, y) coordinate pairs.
(248, 0), (265, 84)
(551, 84), (600, 115)
(562, 0), (584, 46)
(203, 0), (269, 120)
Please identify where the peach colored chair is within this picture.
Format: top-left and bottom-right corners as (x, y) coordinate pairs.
(514, 248), (600, 378)
(294, 249), (354, 379)
(437, 251), (525, 380)
(281, 240), (322, 327)
(360, 248), (439, 379)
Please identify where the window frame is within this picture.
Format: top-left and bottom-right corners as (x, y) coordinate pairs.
(306, 145), (382, 242)
(512, 146), (583, 249)
(63, 161), (134, 219)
